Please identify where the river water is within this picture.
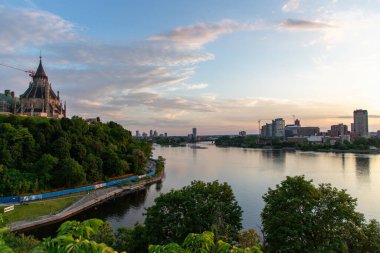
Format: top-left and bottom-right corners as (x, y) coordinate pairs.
(27, 143), (380, 238)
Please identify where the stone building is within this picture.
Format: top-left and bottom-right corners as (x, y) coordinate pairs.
(0, 90), (17, 114)
(18, 58), (66, 118)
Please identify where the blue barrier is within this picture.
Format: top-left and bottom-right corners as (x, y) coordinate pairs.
(0, 158), (158, 204)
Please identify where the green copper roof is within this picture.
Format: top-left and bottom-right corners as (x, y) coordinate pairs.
(0, 93), (16, 104)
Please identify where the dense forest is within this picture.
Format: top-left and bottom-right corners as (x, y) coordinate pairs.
(0, 115), (152, 196)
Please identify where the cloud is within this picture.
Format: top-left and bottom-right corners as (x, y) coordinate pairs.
(282, 0), (300, 12)
(149, 19), (258, 49)
(0, 6), (76, 53)
(280, 19), (334, 31)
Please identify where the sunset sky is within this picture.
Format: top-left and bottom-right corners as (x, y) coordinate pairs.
(1, 0), (380, 135)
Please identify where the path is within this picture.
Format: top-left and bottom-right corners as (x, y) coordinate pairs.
(9, 173), (162, 232)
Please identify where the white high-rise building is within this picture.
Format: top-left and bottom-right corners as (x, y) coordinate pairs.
(272, 118), (285, 139)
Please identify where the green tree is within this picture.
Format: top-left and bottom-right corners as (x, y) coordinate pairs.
(149, 231), (263, 253)
(362, 219), (380, 253)
(261, 175), (367, 253)
(3, 232), (39, 253)
(51, 137), (71, 160)
(0, 227), (14, 253)
(145, 180), (243, 245)
(114, 223), (148, 253)
(34, 154), (58, 189)
(238, 229), (261, 249)
(33, 219), (115, 253)
(128, 149), (147, 174)
(55, 158), (86, 187)
(82, 153), (103, 182)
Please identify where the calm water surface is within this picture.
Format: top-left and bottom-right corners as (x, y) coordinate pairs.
(28, 143), (380, 238)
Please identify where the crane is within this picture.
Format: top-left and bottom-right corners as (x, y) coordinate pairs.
(0, 62), (35, 77)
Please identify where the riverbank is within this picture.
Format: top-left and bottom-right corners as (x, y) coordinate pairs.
(215, 145), (380, 154)
(8, 170), (164, 232)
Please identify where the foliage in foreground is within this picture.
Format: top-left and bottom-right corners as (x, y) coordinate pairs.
(261, 175), (380, 253)
(32, 218), (115, 253)
(149, 231), (263, 253)
(144, 180), (243, 245)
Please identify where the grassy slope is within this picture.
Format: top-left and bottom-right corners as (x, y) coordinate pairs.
(0, 196), (82, 223)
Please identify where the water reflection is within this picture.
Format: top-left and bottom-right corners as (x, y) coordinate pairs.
(261, 150), (286, 165)
(356, 156), (370, 178)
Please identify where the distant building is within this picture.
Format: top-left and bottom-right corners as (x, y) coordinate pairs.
(0, 90), (17, 114)
(353, 109), (369, 138)
(330, 123), (348, 137)
(297, 127), (320, 137)
(272, 118), (285, 139)
(192, 128), (197, 138)
(239, 131), (246, 137)
(164, 132), (167, 137)
(285, 125), (300, 138)
(261, 123), (272, 138)
(149, 130), (153, 137)
(153, 130), (158, 137)
(294, 119), (301, 126)
(86, 117), (101, 123)
(307, 136), (323, 144)
(136, 130), (140, 137)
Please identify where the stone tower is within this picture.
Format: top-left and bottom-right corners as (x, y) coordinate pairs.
(19, 57), (66, 118)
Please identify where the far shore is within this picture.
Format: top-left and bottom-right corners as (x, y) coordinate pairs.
(214, 145), (380, 155)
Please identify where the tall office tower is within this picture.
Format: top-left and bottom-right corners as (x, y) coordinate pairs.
(353, 109), (368, 137)
(272, 118), (285, 139)
(136, 130), (140, 137)
(192, 128), (197, 138)
(149, 129), (153, 137)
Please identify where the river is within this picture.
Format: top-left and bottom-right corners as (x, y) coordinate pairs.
(27, 142), (380, 238)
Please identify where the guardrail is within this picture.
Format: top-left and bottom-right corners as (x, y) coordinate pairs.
(0, 159), (157, 204)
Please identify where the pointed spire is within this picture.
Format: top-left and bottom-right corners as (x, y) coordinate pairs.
(34, 54), (48, 80)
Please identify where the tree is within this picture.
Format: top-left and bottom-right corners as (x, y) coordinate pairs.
(238, 229), (261, 249)
(54, 158), (86, 187)
(149, 231), (263, 253)
(33, 219), (116, 253)
(362, 219), (380, 253)
(34, 154), (58, 189)
(261, 175), (367, 253)
(82, 153), (103, 182)
(145, 180), (243, 245)
(3, 231), (39, 253)
(114, 223), (148, 253)
(0, 227), (14, 253)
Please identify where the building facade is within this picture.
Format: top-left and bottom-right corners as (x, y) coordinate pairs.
(272, 118), (285, 139)
(330, 123), (348, 137)
(0, 58), (66, 118)
(0, 90), (17, 114)
(353, 109), (368, 138)
(19, 58), (66, 118)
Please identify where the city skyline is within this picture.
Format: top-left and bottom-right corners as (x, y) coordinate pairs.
(1, 1), (380, 134)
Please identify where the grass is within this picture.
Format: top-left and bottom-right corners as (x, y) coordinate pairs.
(0, 196), (82, 223)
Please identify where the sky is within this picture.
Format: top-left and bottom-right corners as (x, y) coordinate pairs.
(1, 0), (380, 135)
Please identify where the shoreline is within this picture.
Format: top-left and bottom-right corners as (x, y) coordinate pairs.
(9, 171), (164, 233)
(215, 145), (380, 154)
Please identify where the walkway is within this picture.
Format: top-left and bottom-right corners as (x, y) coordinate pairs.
(9, 173), (162, 232)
